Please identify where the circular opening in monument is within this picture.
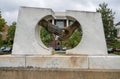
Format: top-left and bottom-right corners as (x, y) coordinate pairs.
(37, 15), (82, 53)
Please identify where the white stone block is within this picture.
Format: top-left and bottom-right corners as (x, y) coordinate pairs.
(0, 55), (25, 67)
(26, 55), (88, 69)
(66, 11), (107, 55)
(12, 7), (54, 55)
(89, 56), (120, 69)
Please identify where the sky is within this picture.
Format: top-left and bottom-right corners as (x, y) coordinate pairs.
(0, 0), (120, 25)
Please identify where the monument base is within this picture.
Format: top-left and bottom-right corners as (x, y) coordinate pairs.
(0, 55), (120, 69)
(0, 68), (120, 79)
(0, 55), (120, 79)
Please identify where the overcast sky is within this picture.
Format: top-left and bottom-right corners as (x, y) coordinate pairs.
(0, 0), (120, 25)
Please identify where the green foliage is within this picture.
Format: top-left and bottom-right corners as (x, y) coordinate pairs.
(62, 28), (82, 49)
(40, 27), (53, 46)
(0, 11), (6, 32)
(0, 11), (6, 47)
(113, 52), (120, 55)
(0, 39), (3, 47)
(40, 26), (82, 49)
(7, 22), (16, 45)
(97, 2), (117, 47)
(107, 39), (120, 48)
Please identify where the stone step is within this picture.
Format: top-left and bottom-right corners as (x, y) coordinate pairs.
(0, 55), (120, 69)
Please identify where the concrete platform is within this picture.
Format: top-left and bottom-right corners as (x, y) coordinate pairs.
(26, 55), (88, 68)
(0, 55), (120, 69)
(89, 56), (120, 69)
(0, 68), (120, 79)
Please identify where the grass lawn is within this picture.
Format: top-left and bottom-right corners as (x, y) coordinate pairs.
(56, 52), (66, 55)
(112, 52), (120, 55)
(0, 52), (11, 55)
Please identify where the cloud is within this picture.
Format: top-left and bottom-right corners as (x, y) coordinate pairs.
(2, 10), (18, 24)
(0, 0), (120, 25)
(0, 0), (19, 12)
(0, 0), (46, 25)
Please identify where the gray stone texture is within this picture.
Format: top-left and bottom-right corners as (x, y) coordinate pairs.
(0, 55), (120, 69)
(12, 7), (107, 55)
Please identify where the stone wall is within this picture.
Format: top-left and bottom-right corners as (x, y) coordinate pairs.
(0, 68), (120, 79)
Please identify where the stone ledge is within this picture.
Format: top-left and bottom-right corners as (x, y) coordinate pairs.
(26, 55), (88, 69)
(0, 55), (25, 67)
(0, 55), (120, 69)
(89, 56), (120, 69)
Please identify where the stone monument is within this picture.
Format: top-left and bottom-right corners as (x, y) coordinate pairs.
(12, 6), (107, 55)
(0, 7), (120, 79)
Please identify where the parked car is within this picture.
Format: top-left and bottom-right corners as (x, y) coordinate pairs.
(108, 48), (113, 53)
(108, 48), (120, 54)
(0, 49), (3, 52)
(2, 46), (12, 52)
(0, 46), (6, 53)
(1, 46), (6, 50)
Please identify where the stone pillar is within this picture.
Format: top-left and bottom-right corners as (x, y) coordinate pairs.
(66, 19), (69, 27)
(12, 7), (55, 55)
(52, 19), (54, 25)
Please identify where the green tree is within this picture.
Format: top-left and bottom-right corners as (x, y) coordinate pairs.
(7, 22), (16, 45)
(62, 28), (82, 49)
(40, 27), (53, 46)
(0, 11), (6, 47)
(40, 26), (82, 49)
(96, 2), (117, 47)
(0, 11), (6, 32)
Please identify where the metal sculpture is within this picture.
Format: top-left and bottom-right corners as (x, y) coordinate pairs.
(39, 19), (80, 41)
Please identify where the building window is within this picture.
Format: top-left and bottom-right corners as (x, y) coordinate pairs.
(56, 20), (64, 28)
(0, 32), (2, 35)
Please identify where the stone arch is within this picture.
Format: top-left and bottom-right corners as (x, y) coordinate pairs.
(36, 15), (83, 51)
(35, 15), (54, 50)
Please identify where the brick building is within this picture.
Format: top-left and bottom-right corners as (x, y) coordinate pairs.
(0, 24), (9, 40)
